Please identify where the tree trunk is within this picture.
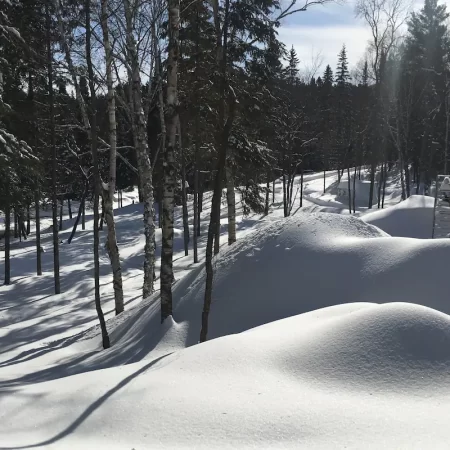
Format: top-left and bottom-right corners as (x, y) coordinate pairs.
(368, 162), (376, 209)
(68, 181), (88, 244)
(101, 0), (124, 315)
(377, 163), (383, 208)
(382, 164), (387, 208)
(180, 120), (189, 256)
(404, 160), (411, 198)
(59, 197), (63, 231)
(300, 167), (304, 208)
(201, 0), (234, 342)
(282, 170), (288, 217)
(86, 0), (110, 349)
(26, 204), (31, 235)
(352, 165), (357, 213)
(48, 2), (60, 294)
(214, 199), (221, 255)
(272, 176), (275, 203)
(14, 212), (18, 239)
(99, 197), (105, 230)
(35, 188), (42, 276)
(323, 169), (326, 193)
(68, 198), (72, 219)
(264, 171), (270, 215)
(193, 167), (199, 263)
(4, 197), (10, 285)
(160, 0), (180, 322)
(82, 199), (86, 230)
(124, 0), (156, 299)
(347, 166), (352, 214)
(226, 162), (236, 244)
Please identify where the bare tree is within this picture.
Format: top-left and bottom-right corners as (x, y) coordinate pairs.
(47, 1), (60, 295)
(86, 0), (110, 349)
(100, 0), (124, 314)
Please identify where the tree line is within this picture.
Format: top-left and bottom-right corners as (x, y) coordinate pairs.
(0, 0), (448, 346)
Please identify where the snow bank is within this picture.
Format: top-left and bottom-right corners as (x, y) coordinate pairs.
(87, 211), (450, 367)
(3, 302), (450, 449)
(362, 195), (435, 238)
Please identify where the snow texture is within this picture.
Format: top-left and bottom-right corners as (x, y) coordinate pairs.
(362, 195), (435, 238)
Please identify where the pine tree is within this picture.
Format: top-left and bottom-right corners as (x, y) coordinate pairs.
(287, 46), (300, 84)
(323, 65), (334, 86)
(336, 45), (350, 87)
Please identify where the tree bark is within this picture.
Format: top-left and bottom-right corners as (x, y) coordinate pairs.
(48, 2), (60, 294)
(86, 0), (110, 349)
(160, 0), (180, 322)
(193, 166), (199, 263)
(14, 212), (18, 239)
(300, 166), (304, 208)
(201, 0), (234, 342)
(59, 196), (63, 230)
(180, 120), (189, 256)
(382, 164), (387, 208)
(35, 188), (42, 276)
(124, 0), (156, 299)
(377, 162), (383, 208)
(68, 181), (88, 244)
(26, 204), (31, 235)
(368, 162), (376, 209)
(347, 166), (352, 214)
(226, 162), (236, 244)
(4, 196), (10, 285)
(264, 171), (270, 215)
(82, 199), (86, 230)
(68, 198), (72, 219)
(101, 0), (124, 315)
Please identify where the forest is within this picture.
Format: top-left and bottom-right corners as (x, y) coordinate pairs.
(1, 0), (449, 346)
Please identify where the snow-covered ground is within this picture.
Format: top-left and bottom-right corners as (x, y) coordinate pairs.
(2, 167), (449, 448)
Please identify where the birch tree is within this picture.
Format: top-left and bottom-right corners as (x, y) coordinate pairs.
(160, 0), (180, 322)
(123, 0), (156, 299)
(100, 0), (124, 314)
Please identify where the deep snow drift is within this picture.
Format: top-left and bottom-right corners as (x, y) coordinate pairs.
(2, 168), (450, 449)
(2, 302), (450, 449)
(362, 195), (435, 238)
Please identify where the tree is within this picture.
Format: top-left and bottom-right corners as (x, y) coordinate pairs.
(160, 0), (180, 322)
(100, 0), (124, 315)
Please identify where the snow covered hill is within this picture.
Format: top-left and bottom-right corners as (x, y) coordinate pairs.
(362, 195), (435, 238)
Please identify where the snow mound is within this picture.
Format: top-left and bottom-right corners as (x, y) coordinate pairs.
(275, 302), (450, 392)
(362, 195), (435, 238)
(3, 303), (450, 449)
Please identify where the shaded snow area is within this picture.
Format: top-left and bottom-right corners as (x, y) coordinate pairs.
(2, 169), (450, 448)
(362, 195), (435, 238)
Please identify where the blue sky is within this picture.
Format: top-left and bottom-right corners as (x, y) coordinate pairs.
(277, 0), (372, 78)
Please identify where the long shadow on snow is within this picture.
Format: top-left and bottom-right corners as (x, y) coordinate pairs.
(0, 353), (172, 450)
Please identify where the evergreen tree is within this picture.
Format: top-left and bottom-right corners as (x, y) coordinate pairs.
(323, 64), (334, 86)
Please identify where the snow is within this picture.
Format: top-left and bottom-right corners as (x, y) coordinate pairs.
(3, 302), (450, 449)
(1, 167), (450, 448)
(362, 195), (435, 238)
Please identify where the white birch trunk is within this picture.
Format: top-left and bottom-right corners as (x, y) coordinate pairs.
(160, 0), (180, 322)
(124, 0), (156, 299)
(101, 0), (124, 314)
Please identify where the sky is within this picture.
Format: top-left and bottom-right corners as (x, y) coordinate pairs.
(277, 0), (426, 79)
